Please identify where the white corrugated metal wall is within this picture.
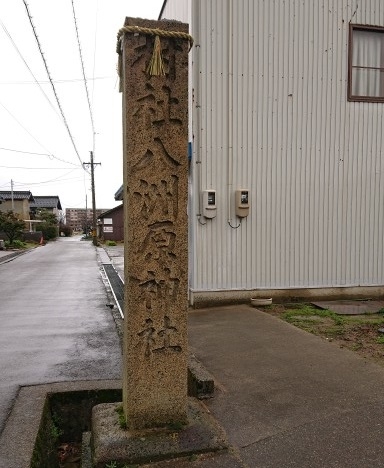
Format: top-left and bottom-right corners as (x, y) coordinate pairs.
(160, 0), (190, 23)
(161, 0), (384, 294)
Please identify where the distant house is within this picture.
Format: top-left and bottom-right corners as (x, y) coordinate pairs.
(0, 190), (34, 221)
(97, 205), (124, 242)
(0, 190), (43, 233)
(30, 195), (62, 218)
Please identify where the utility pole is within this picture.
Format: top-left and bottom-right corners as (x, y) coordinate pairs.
(85, 194), (88, 234)
(11, 179), (14, 211)
(83, 151), (101, 246)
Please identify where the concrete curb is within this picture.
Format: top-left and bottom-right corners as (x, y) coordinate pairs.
(188, 354), (215, 399)
(0, 380), (122, 468)
(0, 250), (26, 264)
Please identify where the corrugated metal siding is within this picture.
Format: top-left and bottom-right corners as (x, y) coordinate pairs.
(159, 0), (195, 288)
(160, 0), (191, 23)
(165, 0), (384, 292)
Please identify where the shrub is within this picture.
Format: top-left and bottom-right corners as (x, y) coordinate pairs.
(41, 224), (58, 240)
(106, 240), (117, 246)
(37, 209), (58, 241)
(59, 224), (73, 237)
(0, 210), (25, 244)
(9, 239), (26, 249)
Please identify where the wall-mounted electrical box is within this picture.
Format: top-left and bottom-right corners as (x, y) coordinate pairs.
(235, 189), (250, 217)
(202, 190), (217, 218)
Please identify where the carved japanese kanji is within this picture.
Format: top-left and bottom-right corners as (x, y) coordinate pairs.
(137, 315), (182, 357)
(121, 17), (189, 430)
(132, 177), (179, 222)
(137, 318), (156, 357)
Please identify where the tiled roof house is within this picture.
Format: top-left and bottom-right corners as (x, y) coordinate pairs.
(30, 196), (62, 215)
(0, 191), (34, 221)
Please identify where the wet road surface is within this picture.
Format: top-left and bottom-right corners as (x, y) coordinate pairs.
(0, 237), (122, 435)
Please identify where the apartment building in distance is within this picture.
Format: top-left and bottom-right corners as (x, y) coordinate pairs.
(65, 208), (108, 232)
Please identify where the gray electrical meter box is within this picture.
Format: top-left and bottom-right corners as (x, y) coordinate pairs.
(235, 189), (250, 217)
(202, 190), (217, 218)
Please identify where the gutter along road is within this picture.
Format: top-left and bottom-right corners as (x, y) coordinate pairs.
(0, 237), (122, 436)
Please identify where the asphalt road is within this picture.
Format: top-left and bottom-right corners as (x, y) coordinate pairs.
(0, 237), (122, 435)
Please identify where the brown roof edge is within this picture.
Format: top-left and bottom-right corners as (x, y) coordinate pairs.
(98, 204), (123, 219)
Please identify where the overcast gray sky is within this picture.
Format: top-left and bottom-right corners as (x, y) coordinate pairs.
(0, 0), (164, 212)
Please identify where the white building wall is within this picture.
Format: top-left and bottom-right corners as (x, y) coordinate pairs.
(161, 0), (384, 295)
(160, 0), (191, 23)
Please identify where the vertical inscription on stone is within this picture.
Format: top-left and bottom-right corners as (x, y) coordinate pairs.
(121, 18), (189, 429)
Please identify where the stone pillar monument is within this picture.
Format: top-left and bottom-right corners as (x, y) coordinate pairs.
(90, 20), (228, 467)
(119, 17), (190, 429)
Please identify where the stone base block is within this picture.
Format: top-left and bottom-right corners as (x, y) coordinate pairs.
(188, 354), (215, 399)
(91, 398), (229, 467)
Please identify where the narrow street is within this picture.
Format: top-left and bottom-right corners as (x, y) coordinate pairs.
(0, 237), (122, 435)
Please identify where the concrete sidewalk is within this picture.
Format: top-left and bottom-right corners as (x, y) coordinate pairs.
(102, 244), (384, 466)
(189, 305), (384, 467)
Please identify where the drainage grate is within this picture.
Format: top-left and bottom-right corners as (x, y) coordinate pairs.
(102, 264), (124, 318)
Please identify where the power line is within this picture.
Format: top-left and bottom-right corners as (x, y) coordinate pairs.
(71, 0), (95, 143)
(13, 170), (84, 186)
(14, 169), (77, 184)
(0, 101), (59, 160)
(0, 108), (80, 167)
(22, 176), (86, 185)
(0, 76), (112, 85)
(0, 147), (52, 157)
(12, 177), (86, 189)
(0, 19), (60, 118)
(0, 164), (80, 170)
(91, 0), (100, 111)
(22, 0), (85, 169)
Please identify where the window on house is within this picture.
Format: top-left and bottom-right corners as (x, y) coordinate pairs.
(349, 24), (384, 102)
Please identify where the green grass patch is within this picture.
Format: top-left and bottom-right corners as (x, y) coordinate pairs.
(105, 462), (117, 468)
(322, 325), (346, 337)
(115, 405), (127, 430)
(279, 304), (384, 339)
(24, 241), (38, 249)
(347, 316), (384, 326)
(264, 303), (384, 365)
(282, 304), (345, 324)
(278, 304), (350, 337)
